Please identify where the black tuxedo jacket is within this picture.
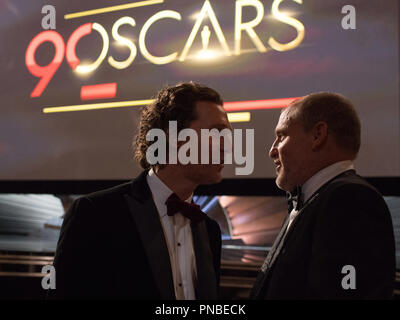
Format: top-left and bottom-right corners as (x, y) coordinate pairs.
(48, 171), (221, 299)
(251, 170), (396, 299)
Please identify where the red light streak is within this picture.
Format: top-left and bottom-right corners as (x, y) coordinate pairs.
(223, 97), (301, 112)
(80, 83), (117, 100)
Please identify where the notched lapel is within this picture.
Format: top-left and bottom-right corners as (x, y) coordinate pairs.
(283, 192), (320, 240)
(267, 192), (321, 268)
(191, 221), (218, 299)
(261, 216), (289, 272)
(251, 216), (290, 299)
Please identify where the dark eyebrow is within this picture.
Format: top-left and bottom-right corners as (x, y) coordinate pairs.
(209, 124), (231, 130)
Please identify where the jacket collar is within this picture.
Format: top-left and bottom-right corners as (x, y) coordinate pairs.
(125, 170), (218, 299)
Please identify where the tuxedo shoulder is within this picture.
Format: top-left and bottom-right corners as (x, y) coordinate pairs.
(65, 182), (134, 226)
(83, 181), (132, 203)
(317, 174), (389, 217)
(325, 172), (381, 198)
(83, 171), (148, 203)
(68, 182), (133, 218)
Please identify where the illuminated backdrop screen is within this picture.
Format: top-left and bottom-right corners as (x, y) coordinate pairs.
(0, 0), (399, 180)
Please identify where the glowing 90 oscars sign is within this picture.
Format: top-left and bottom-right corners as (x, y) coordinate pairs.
(25, 0), (304, 98)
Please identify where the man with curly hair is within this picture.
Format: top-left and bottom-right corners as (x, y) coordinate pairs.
(50, 82), (231, 299)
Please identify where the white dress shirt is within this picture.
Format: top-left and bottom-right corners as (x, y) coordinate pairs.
(287, 160), (355, 230)
(146, 169), (197, 300)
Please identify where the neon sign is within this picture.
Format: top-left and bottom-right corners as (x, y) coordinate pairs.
(26, 0), (305, 100)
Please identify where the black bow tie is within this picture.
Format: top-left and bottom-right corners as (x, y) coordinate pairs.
(286, 185), (303, 212)
(165, 193), (206, 224)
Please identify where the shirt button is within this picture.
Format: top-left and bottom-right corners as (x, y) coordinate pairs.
(177, 242), (181, 246)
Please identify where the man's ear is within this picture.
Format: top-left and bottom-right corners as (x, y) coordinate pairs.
(311, 121), (328, 151)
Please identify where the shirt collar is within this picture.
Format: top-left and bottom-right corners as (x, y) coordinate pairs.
(302, 160), (355, 203)
(146, 168), (193, 218)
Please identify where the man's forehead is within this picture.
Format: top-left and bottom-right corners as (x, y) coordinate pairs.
(277, 102), (301, 126)
(276, 111), (291, 129)
(192, 101), (230, 128)
(196, 101), (224, 116)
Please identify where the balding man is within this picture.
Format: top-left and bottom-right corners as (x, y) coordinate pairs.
(251, 92), (396, 299)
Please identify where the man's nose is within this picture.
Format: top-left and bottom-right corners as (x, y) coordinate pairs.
(269, 142), (278, 159)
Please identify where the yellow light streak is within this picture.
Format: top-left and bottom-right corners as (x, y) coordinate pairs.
(43, 99), (155, 113)
(64, 0), (164, 20)
(227, 112), (251, 123)
(43, 101), (251, 122)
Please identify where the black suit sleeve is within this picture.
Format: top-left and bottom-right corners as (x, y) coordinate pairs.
(47, 197), (105, 299)
(307, 183), (396, 299)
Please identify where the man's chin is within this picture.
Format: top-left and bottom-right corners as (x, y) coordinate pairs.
(276, 176), (290, 192)
(210, 174), (223, 184)
(203, 172), (223, 185)
(214, 174), (223, 183)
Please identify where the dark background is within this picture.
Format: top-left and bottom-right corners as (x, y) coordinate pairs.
(0, 0), (398, 190)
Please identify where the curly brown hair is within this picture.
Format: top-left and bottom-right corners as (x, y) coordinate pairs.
(133, 82), (223, 169)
